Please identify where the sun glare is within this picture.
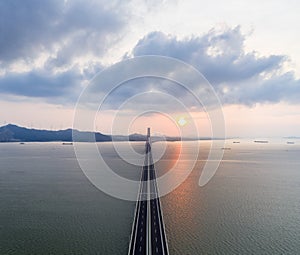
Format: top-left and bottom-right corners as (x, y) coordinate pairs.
(177, 117), (187, 127)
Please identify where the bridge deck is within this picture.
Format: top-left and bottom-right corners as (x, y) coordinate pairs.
(128, 137), (169, 255)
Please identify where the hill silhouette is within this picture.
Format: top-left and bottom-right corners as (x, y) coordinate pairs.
(0, 124), (111, 142)
(0, 124), (182, 142)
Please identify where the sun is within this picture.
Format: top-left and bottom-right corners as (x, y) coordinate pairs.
(177, 117), (187, 127)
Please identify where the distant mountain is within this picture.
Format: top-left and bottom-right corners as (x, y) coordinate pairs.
(0, 124), (183, 143)
(0, 124), (111, 142)
(284, 136), (300, 139)
(0, 123), (196, 143)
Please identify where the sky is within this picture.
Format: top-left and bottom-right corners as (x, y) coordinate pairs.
(0, 0), (300, 137)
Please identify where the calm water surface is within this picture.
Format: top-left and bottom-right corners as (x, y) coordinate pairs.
(1, 140), (300, 254)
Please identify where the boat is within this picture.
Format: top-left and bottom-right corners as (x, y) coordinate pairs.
(254, 140), (269, 143)
(62, 142), (73, 145)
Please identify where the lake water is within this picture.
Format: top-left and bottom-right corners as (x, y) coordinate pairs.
(1, 140), (300, 254)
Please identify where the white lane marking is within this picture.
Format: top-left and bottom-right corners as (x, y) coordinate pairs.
(151, 147), (168, 255)
(146, 146), (152, 255)
(129, 162), (145, 255)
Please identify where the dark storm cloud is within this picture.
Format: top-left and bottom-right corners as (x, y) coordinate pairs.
(130, 27), (300, 105)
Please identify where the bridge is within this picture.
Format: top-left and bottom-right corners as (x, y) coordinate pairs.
(128, 128), (169, 255)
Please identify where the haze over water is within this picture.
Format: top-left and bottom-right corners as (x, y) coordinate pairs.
(1, 140), (300, 254)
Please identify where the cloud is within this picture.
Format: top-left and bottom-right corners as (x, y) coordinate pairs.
(224, 72), (300, 105)
(1, 10), (300, 110)
(129, 27), (300, 106)
(98, 77), (200, 112)
(0, 68), (82, 104)
(0, 0), (127, 66)
(0, 0), (129, 101)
